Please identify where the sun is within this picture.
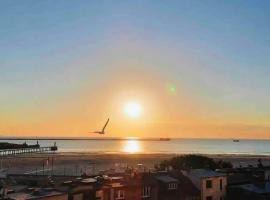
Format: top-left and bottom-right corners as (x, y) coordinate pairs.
(124, 101), (142, 118)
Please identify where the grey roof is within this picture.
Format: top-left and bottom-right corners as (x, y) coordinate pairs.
(232, 181), (270, 194)
(81, 178), (97, 183)
(8, 190), (65, 200)
(155, 175), (178, 183)
(187, 169), (226, 178)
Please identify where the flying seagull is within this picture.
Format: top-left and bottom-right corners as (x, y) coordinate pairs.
(90, 118), (110, 134)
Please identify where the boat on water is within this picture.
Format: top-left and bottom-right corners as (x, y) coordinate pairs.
(233, 139), (240, 142)
(160, 138), (171, 141)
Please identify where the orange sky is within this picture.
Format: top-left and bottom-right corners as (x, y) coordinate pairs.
(1, 1), (270, 139)
(2, 58), (270, 139)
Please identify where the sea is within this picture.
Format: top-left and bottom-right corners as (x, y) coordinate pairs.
(0, 138), (270, 155)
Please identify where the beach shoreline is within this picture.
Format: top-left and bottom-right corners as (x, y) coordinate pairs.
(2, 152), (270, 176)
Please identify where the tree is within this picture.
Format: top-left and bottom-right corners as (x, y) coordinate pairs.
(216, 159), (233, 169)
(155, 155), (233, 170)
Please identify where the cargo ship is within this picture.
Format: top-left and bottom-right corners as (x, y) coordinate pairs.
(159, 138), (171, 141)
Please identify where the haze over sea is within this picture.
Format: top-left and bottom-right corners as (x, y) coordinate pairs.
(1, 138), (270, 155)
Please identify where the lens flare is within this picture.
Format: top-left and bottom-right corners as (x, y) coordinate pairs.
(167, 84), (177, 95)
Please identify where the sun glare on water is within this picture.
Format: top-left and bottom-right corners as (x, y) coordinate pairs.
(124, 101), (142, 118)
(123, 140), (141, 153)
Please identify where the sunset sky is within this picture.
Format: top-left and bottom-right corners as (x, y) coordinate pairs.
(1, 1), (270, 139)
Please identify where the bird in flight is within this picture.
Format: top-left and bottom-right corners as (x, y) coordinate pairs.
(90, 118), (110, 134)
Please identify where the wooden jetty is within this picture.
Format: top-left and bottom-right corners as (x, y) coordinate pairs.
(0, 145), (57, 157)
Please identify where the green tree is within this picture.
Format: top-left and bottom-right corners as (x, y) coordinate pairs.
(155, 155), (232, 170)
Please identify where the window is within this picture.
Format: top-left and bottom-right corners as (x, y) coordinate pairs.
(115, 190), (125, 200)
(220, 197), (223, 200)
(73, 193), (83, 200)
(96, 190), (102, 199)
(220, 179), (223, 190)
(206, 180), (212, 189)
(206, 196), (212, 200)
(168, 183), (177, 190)
(142, 186), (151, 198)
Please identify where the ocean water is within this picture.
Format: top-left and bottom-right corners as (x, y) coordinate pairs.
(0, 138), (270, 155)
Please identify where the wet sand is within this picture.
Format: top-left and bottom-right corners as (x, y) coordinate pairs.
(2, 152), (270, 176)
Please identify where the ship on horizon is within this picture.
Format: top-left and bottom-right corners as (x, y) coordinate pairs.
(159, 137), (171, 141)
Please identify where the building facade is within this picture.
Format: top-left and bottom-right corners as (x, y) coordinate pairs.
(183, 169), (227, 200)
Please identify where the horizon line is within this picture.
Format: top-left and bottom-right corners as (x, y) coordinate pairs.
(0, 136), (269, 141)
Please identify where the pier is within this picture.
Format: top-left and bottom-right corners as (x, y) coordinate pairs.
(0, 145), (57, 157)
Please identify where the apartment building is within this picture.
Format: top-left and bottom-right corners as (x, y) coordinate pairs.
(183, 169), (227, 200)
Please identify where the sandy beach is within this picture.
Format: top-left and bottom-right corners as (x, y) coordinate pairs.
(2, 152), (270, 176)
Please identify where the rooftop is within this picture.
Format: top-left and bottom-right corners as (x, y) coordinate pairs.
(7, 189), (66, 200)
(232, 181), (270, 194)
(186, 169), (226, 179)
(183, 169), (226, 191)
(155, 175), (178, 183)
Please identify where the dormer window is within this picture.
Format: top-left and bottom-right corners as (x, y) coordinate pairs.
(168, 183), (177, 190)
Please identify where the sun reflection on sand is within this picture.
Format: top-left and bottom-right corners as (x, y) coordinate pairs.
(122, 139), (141, 153)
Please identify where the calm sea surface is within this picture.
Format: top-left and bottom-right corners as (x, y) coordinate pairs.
(0, 138), (270, 155)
